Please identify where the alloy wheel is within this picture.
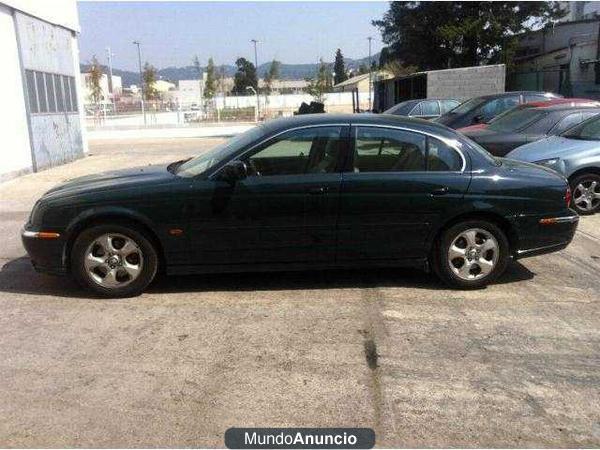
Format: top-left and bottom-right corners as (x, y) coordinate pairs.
(84, 233), (144, 288)
(448, 228), (499, 281)
(573, 180), (600, 212)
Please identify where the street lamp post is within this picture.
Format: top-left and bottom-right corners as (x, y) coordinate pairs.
(246, 86), (258, 122)
(251, 39), (260, 120)
(133, 40), (146, 126)
(106, 47), (115, 114)
(367, 36), (373, 112)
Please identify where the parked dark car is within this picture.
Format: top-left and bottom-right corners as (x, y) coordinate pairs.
(461, 104), (600, 156)
(384, 98), (460, 120)
(436, 91), (562, 129)
(22, 114), (578, 297)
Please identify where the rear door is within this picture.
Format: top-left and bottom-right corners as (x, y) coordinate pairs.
(337, 125), (471, 262)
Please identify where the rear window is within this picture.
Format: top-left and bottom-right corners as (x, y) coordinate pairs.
(385, 101), (418, 116)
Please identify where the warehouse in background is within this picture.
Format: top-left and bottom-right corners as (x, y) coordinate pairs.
(0, 0), (86, 181)
(373, 64), (506, 112)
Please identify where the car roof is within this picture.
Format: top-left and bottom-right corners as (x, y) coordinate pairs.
(527, 105), (600, 112)
(261, 113), (458, 138)
(524, 98), (600, 108)
(476, 91), (557, 100)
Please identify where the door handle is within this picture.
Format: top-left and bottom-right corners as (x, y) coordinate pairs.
(308, 186), (328, 195)
(430, 186), (449, 196)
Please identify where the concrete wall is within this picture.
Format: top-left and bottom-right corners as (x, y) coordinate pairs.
(14, 10), (85, 172)
(426, 64), (505, 100)
(0, 4), (33, 180)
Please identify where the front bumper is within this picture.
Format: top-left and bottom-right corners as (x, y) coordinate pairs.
(21, 225), (67, 275)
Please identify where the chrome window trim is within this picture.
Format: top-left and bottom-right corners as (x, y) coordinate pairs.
(207, 123), (350, 179)
(207, 122), (468, 179)
(351, 123), (468, 173)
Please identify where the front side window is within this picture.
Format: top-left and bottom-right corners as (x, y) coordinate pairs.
(479, 96), (519, 120)
(354, 127), (426, 172)
(245, 127), (342, 176)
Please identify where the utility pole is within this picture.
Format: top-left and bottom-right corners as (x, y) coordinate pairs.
(251, 39), (260, 120)
(133, 40), (146, 126)
(105, 47), (115, 113)
(367, 36), (373, 112)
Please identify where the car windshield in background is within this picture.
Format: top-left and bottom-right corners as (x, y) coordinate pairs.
(562, 114), (600, 140)
(384, 101), (417, 115)
(448, 97), (486, 115)
(176, 126), (265, 177)
(487, 109), (547, 133)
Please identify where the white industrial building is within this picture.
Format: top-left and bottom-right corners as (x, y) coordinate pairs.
(0, 0), (86, 181)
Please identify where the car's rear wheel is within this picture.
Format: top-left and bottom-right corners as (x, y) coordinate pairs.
(71, 224), (158, 298)
(570, 173), (600, 215)
(433, 220), (509, 289)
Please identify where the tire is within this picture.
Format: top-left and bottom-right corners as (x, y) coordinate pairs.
(432, 220), (509, 289)
(71, 224), (158, 298)
(569, 173), (600, 215)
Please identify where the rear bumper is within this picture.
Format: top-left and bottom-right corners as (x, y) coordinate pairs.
(513, 213), (578, 260)
(21, 226), (67, 275)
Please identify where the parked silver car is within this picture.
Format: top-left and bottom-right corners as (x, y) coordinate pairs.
(506, 114), (600, 214)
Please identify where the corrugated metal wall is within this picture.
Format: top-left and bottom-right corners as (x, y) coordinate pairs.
(15, 11), (84, 171)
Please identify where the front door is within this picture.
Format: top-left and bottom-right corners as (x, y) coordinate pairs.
(187, 125), (347, 267)
(337, 125), (471, 262)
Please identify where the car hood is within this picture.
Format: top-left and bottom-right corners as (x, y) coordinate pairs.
(42, 165), (177, 200)
(506, 136), (599, 162)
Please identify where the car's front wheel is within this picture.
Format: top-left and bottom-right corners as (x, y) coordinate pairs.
(71, 224), (158, 297)
(570, 173), (600, 215)
(433, 220), (509, 289)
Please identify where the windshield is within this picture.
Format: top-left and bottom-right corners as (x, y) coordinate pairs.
(384, 101), (417, 115)
(175, 126), (265, 177)
(562, 114), (600, 140)
(487, 109), (547, 133)
(448, 97), (486, 115)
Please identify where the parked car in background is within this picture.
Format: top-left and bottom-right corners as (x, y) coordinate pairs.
(22, 114), (578, 297)
(458, 98), (600, 133)
(507, 113), (600, 215)
(384, 98), (460, 120)
(461, 104), (600, 156)
(436, 91), (562, 129)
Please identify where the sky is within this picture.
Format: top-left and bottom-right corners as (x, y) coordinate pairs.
(77, 1), (389, 71)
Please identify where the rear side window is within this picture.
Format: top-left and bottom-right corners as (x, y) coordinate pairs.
(440, 100), (459, 114)
(410, 103), (422, 116)
(354, 127), (427, 172)
(421, 100), (440, 116)
(427, 137), (463, 171)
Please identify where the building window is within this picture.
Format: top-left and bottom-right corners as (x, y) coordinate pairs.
(24, 70), (78, 114)
(35, 72), (48, 113)
(25, 70), (38, 113)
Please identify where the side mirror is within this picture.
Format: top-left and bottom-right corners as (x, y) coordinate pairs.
(473, 114), (484, 124)
(219, 160), (248, 184)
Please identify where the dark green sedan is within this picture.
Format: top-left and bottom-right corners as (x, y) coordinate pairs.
(22, 114), (579, 297)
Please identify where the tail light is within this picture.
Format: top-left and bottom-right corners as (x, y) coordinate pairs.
(565, 186), (572, 208)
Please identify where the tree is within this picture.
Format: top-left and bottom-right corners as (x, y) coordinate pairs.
(333, 49), (347, 84)
(204, 57), (216, 99)
(306, 58), (330, 103)
(232, 57), (258, 95)
(142, 62), (158, 100)
(87, 56), (103, 106)
(372, 2), (566, 71)
(264, 59), (281, 95)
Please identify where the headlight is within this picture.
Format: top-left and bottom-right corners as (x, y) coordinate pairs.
(534, 157), (560, 167)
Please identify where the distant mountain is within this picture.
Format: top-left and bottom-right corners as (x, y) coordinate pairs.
(80, 53), (380, 87)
